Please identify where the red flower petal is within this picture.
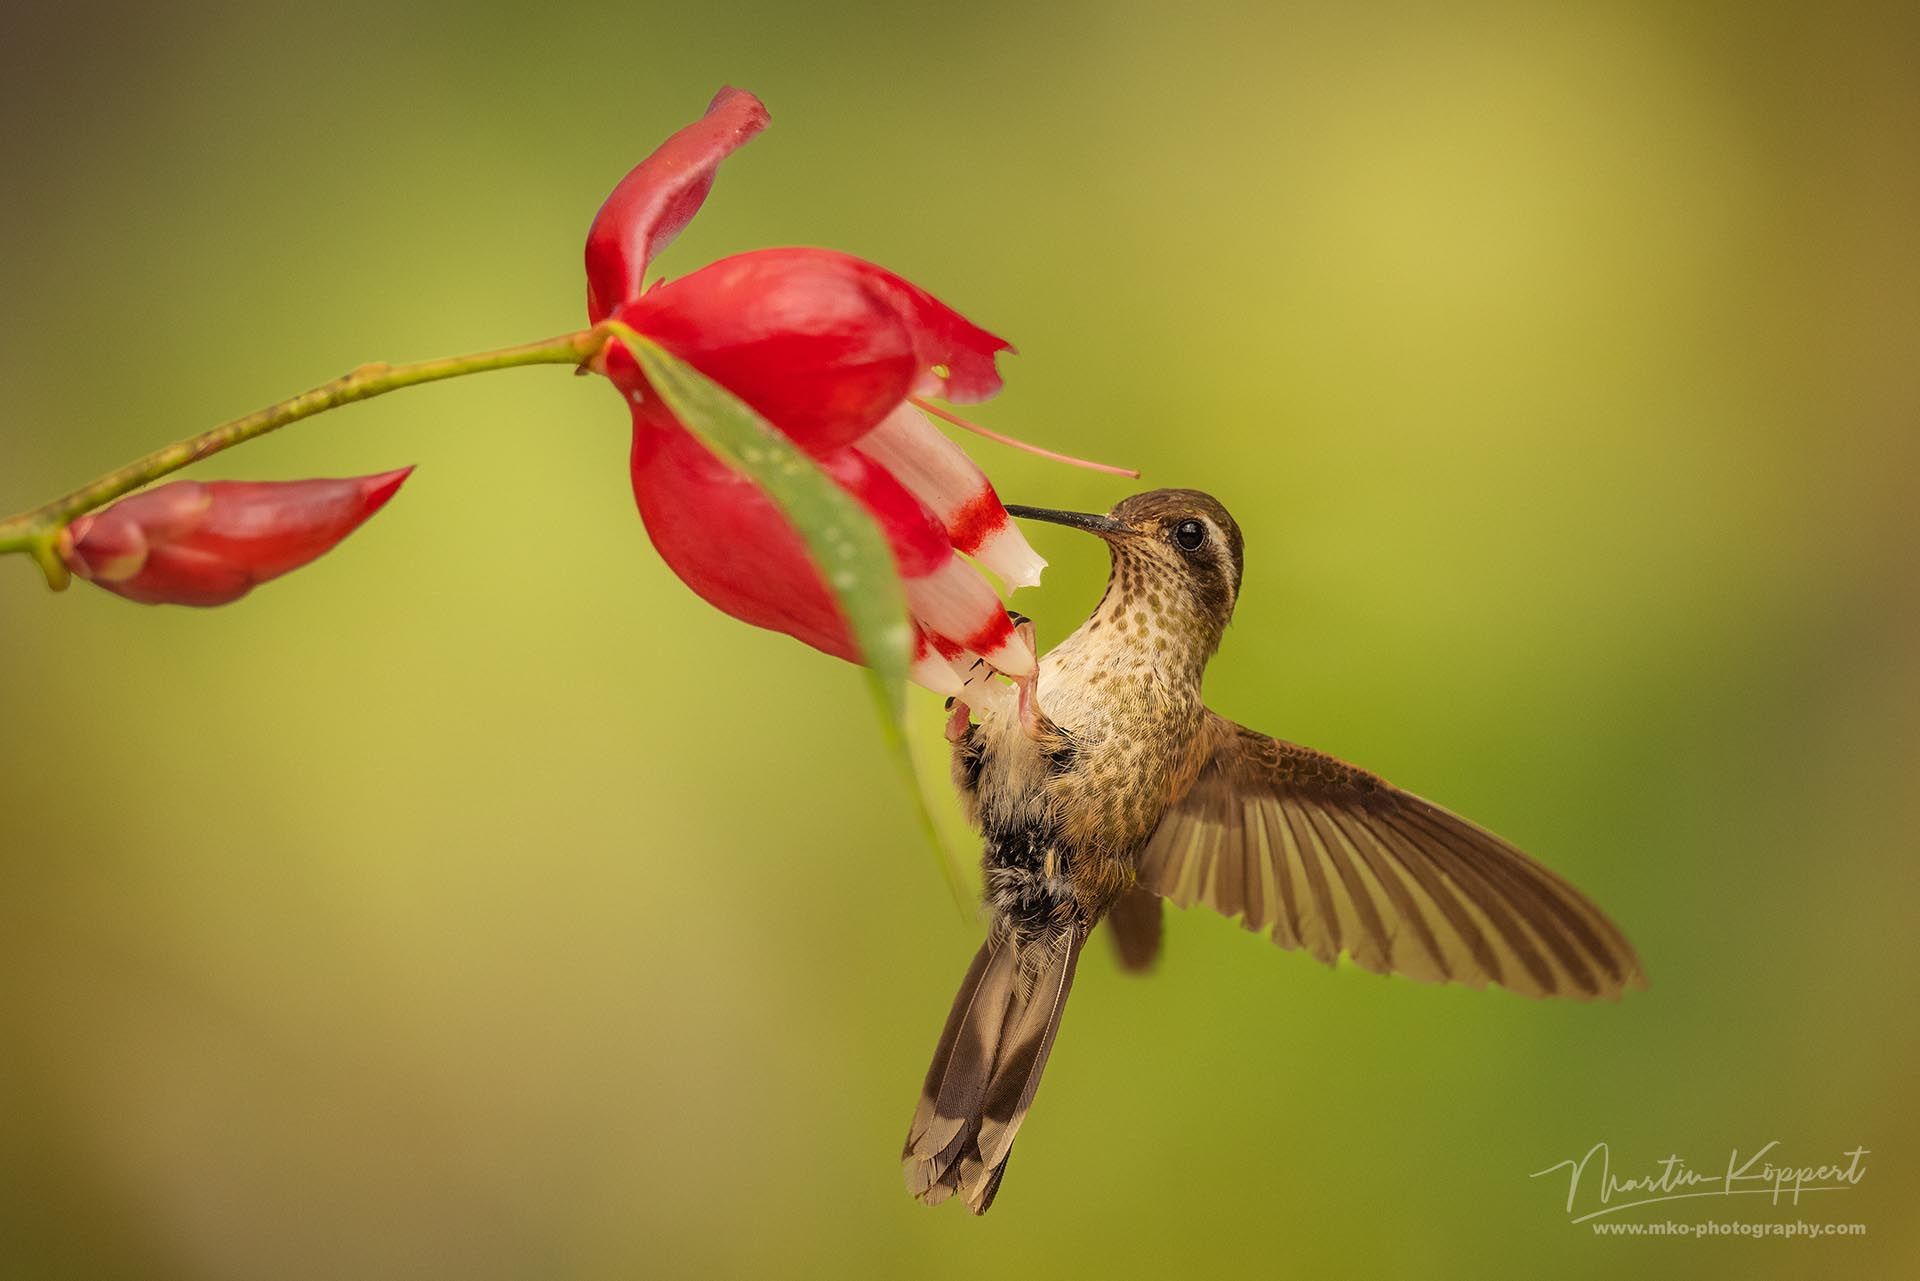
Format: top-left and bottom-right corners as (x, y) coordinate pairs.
(607, 248), (1011, 457)
(910, 625), (968, 697)
(903, 555), (1032, 676)
(610, 248), (919, 457)
(628, 415), (951, 663)
(855, 402), (1046, 589)
(584, 86), (770, 324)
(63, 470), (411, 606)
(838, 256), (1013, 404)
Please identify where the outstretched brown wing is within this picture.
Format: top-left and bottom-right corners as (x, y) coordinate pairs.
(1134, 714), (1647, 999)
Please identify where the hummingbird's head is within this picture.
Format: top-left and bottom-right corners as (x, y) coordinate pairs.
(1007, 488), (1246, 638)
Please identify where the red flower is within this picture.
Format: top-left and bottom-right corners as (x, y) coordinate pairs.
(60, 470), (411, 606)
(587, 88), (1048, 693)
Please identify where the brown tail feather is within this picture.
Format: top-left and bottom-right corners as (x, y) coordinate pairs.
(903, 929), (1083, 1214)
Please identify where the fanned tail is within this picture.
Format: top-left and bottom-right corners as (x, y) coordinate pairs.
(902, 927), (1082, 1214)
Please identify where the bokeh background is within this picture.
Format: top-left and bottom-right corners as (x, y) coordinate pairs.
(2, 2), (1915, 1277)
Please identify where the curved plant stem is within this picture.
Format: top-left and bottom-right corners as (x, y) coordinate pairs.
(0, 327), (605, 590)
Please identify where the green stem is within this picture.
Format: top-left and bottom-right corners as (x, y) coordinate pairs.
(0, 327), (605, 590)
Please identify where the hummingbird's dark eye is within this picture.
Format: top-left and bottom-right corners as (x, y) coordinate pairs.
(1173, 519), (1208, 552)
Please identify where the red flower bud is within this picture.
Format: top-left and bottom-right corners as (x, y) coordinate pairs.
(61, 469), (411, 606)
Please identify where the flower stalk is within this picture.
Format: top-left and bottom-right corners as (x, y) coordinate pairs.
(0, 327), (604, 590)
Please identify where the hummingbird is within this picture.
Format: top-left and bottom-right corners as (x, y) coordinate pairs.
(902, 488), (1646, 1214)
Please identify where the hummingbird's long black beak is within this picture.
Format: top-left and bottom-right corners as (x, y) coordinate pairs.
(1004, 505), (1129, 538)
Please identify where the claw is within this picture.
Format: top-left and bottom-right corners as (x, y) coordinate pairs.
(1010, 616), (1053, 743)
(1017, 671), (1047, 741)
(1012, 615), (1038, 660)
(945, 698), (973, 743)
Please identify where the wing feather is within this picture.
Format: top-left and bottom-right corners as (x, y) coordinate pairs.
(1134, 714), (1646, 1000)
(1284, 801), (1343, 965)
(1324, 805), (1449, 981)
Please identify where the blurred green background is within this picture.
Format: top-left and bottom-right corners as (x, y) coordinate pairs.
(2, 1), (1914, 1277)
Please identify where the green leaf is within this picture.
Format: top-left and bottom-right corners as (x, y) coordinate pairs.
(614, 329), (969, 907)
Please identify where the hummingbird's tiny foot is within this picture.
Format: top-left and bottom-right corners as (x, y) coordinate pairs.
(1009, 615), (1051, 741)
(945, 698), (974, 743)
(1016, 667), (1051, 742)
(1011, 616), (1039, 664)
